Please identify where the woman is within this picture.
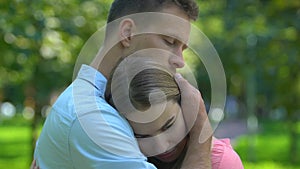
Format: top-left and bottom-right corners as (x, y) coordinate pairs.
(108, 67), (244, 169)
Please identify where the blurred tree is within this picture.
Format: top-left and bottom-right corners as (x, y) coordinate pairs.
(0, 0), (112, 162)
(195, 0), (300, 163)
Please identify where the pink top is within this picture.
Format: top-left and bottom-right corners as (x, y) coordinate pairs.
(211, 138), (244, 169)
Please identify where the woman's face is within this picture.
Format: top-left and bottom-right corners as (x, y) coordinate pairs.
(128, 100), (188, 162)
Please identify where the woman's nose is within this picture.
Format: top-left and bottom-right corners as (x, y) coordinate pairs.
(152, 135), (169, 152)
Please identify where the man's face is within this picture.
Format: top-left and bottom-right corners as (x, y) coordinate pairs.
(129, 4), (191, 74)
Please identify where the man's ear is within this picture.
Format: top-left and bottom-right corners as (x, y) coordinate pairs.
(119, 18), (135, 48)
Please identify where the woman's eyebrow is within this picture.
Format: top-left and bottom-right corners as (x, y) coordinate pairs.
(159, 116), (176, 131)
(134, 115), (177, 138)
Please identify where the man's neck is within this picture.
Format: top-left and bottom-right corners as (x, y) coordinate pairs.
(90, 44), (123, 80)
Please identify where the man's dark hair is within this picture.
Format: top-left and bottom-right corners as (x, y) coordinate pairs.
(107, 0), (199, 23)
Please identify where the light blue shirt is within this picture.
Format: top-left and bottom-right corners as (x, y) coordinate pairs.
(34, 65), (156, 169)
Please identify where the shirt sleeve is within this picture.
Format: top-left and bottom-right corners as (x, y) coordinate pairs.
(211, 138), (244, 169)
(69, 108), (157, 169)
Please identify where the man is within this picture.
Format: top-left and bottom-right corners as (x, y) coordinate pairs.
(32, 0), (212, 168)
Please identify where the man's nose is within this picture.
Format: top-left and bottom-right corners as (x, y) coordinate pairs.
(169, 51), (185, 69)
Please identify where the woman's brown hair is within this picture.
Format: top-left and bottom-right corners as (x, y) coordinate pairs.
(129, 68), (180, 111)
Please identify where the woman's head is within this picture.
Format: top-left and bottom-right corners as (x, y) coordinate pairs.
(107, 51), (191, 161)
(129, 68), (180, 111)
(128, 68), (188, 162)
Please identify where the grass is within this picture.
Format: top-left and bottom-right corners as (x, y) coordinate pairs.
(234, 119), (300, 169)
(0, 116), (299, 169)
(0, 124), (32, 169)
(242, 161), (300, 169)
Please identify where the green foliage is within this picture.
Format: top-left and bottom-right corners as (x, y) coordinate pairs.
(234, 120), (300, 168)
(195, 0), (300, 115)
(242, 161), (300, 169)
(0, 120), (31, 168)
(194, 1), (300, 163)
(0, 0), (112, 106)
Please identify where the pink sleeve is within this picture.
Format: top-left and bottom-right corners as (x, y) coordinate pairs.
(211, 138), (244, 169)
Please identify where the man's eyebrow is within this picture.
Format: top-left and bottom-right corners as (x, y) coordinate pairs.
(162, 33), (188, 45)
(166, 34), (189, 45)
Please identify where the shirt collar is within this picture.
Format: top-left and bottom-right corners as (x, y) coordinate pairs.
(76, 64), (107, 98)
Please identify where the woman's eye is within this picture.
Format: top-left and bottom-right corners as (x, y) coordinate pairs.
(134, 134), (143, 138)
(134, 133), (151, 138)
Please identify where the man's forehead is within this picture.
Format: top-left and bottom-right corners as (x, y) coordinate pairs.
(134, 12), (191, 43)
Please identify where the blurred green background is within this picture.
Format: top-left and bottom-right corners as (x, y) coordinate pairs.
(0, 0), (299, 168)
